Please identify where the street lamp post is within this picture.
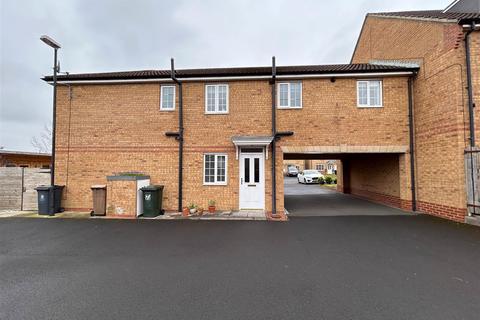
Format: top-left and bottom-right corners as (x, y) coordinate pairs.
(40, 35), (61, 186)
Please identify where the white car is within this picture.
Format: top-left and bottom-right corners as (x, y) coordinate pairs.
(298, 170), (323, 184)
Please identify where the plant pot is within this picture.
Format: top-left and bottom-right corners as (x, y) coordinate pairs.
(190, 208), (197, 214)
(197, 208), (204, 216)
(182, 207), (189, 217)
(208, 206), (216, 214)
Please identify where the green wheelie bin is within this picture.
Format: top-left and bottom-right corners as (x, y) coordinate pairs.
(140, 185), (164, 217)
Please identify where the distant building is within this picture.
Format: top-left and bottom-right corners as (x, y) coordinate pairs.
(0, 150), (51, 168)
(284, 160), (337, 175)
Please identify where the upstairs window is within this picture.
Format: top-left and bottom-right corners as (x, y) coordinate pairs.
(357, 80), (382, 107)
(204, 154), (227, 185)
(205, 84), (229, 114)
(278, 82), (302, 108)
(160, 85), (175, 110)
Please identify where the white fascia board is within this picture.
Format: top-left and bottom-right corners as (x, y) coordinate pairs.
(49, 71), (415, 85)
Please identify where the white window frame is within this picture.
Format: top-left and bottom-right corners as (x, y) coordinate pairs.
(277, 82), (302, 109)
(160, 85), (176, 111)
(357, 80), (383, 108)
(203, 154), (228, 185)
(205, 84), (229, 114)
(316, 164), (325, 171)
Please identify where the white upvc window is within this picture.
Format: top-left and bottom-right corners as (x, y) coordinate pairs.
(203, 154), (228, 185)
(357, 80), (383, 107)
(316, 164), (325, 171)
(205, 84), (229, 114)
(277, 82), (302, 108)
(160, 85), (175, 110)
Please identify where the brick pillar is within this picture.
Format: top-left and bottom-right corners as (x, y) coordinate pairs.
(398, 154), (413, 211)
(337, 159), (350, 194)
(304, 159), (312, 170)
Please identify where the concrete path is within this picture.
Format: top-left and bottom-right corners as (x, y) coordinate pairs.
(284, 177), (410, 216)
(1, 217), (479, 320)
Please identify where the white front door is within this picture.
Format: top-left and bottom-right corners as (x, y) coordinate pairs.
(239, 152), (265, 210)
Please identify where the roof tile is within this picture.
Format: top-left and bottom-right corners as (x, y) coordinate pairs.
(369, 10), (480, 22)
(43, 64), (417, 82)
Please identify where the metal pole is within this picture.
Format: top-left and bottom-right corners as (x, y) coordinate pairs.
(408, 77), (417, 212)
(51, 48), (58, 186)
(170, 58), (183, 212)
(465, 24), (476, 148)
(464, 23), (476, 215)
(271, 56), (277, 215)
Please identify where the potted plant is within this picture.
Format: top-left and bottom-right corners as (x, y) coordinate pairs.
(182, 206), (189, 217)
(188, 203), (197, 215)
(208, 200), (216, 214)
(197, 207), (204, 216)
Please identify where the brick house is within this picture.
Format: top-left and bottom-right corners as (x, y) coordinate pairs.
(351, 0), (479, 222)
(42, 0), (478, 223)
(0, 150), (51, 168)
(44, 63), (417, 219)
(284, 160), (337, 175)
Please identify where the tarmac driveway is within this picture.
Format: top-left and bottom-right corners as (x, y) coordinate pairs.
(1, 217), (479, 320)
(284, 177), (410, 216)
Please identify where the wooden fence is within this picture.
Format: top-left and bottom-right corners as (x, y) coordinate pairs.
(0, 167), (50, 211)
(465, 148), (480, 216)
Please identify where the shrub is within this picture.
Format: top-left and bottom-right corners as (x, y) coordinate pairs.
(333, 178), (337, 184)
(318, 177), (325, 185)
(325, 176), (333, 184)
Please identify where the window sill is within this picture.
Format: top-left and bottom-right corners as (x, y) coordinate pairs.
(277, 106), (303, 110)
(203, 182), (228, 186)
(160, 108), (176, 112)
(357, 105), (383, 108)
(205, 111), (229, 115)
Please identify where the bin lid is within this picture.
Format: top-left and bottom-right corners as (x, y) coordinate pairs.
(140, 185), (164, 191)
(35, 185), (52, 191)
(91, 184), (106, 189)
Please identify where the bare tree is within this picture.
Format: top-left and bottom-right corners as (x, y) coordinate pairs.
(31, 123), (52, 153)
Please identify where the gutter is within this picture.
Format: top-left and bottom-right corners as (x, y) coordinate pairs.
(461, 21), (480, 216)
(408, 76), (417, 211)
(46, 71), (417, 85)
(167, 58), (184, 213)
(462, 21), (479, 148)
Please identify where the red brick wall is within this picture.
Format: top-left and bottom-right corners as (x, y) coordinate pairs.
(0, 154), (50, 168)
(352, 16), (474, 221)
(54, 75), (410, 216)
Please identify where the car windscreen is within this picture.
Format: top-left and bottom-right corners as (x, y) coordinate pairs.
(303, 170), (318, 175)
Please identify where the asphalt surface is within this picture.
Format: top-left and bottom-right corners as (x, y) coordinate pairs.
(1, 217), (480, 320)
(284, 177), (410, 216)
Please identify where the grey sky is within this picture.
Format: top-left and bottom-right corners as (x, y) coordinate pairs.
(0, 0), (449, 152)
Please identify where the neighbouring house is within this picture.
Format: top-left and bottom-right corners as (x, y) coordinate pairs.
(351, 0), (479, 223)
(41, 0), (478, 223)
(0, 150), (51, 168)
(314, 160), (337, 175)
(283, 160), (337, 175)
